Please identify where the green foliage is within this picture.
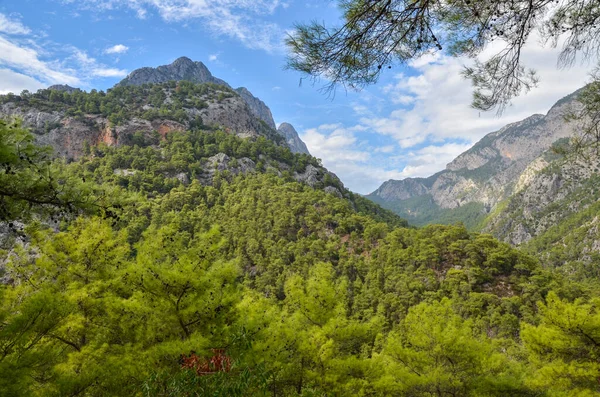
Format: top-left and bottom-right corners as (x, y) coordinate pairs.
(522, 292), (600, 395)
(0, 119), (96, 223)
(369, 194), (487, 230)
(376, 299), (532, 396)
(0, 114), (598, 395)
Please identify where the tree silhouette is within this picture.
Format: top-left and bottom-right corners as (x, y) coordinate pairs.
(286, 0), (600, 113)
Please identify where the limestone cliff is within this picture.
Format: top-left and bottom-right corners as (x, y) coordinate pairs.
(277, 123), (310, 155)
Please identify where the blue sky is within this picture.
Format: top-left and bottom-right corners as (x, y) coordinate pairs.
(0, 0), (595, 193)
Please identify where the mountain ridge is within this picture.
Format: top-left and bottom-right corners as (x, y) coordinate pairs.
(116, 56), (307, 154)
(368, 90), (584, 213)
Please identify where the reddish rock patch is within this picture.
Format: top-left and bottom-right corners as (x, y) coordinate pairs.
(98, 125), (117, 146)
(153, 120), (186, 139)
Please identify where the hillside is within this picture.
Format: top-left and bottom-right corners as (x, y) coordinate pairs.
(1, 60), (600, 396)
(4, 118), (595, 396)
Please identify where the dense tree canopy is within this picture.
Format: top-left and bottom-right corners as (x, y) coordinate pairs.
(1, 119), (600, 395)
(0, 120), (97, 224)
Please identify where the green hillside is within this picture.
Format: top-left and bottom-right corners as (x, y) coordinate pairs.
(2, 97), (600, 396)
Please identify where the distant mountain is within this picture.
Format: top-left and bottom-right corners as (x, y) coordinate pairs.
(367, 90), (584, 229)
(277, 123), (310, 155)
(48, 84), (80, 93)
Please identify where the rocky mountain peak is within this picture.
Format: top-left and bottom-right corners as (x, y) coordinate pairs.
(171, 56), (194, 67)
(277, 123), (311, 155)
(117, 57), (229, 88)
(235, 87), (276, 129)
(116, 57), (282, 133)
(48, 84), (80, 93)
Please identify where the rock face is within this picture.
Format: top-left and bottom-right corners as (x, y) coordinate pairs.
(0, 101), (198, 158)
(0, 77), (281, 157)
(482, 152), (600, 246)
(277, 123), (310, 155)
(368, 90), (584, 215)
(235, 87), (276, 130)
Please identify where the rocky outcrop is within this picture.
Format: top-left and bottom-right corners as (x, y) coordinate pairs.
(137, 151), (343, 193)
(277, 123), (310, 155)
(235, 87), (276, 129)
(48, 84), (80, 93)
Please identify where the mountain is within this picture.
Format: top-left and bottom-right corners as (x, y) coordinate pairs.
(117, 57), (276, 128)
(0, 57), (310, 155)
(367, 90), (585, 229)
(367, 87), (600, 272)
(117, 56), (229, 88)
(117, 57), (309, 154)
(277, 122), (310, 155)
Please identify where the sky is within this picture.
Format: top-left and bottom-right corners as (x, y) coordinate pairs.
(0, 0), (596, 194)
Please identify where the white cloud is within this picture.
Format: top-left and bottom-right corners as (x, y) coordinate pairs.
(0, 68), (44, 94)
(369, 34), (597, 150)
(0, 13), (31, 35)
(91, 67), (128, 77)
(302, 124), (370, 164)
(393, 142), (473, 180)
(0, 16), (128, 94)
(70, 49), (128, 78)
(300, 124), (406, 193)
(374, 145), (395, 153)
(208, 53), (218, 62)
(68, 0), (286, 52)
(104, 44), (129, 54)
(0, 35), (81, 86)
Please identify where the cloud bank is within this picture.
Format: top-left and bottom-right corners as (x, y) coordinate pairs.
(63, 0), (287, 52)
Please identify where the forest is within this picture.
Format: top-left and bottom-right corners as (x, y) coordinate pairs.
(2, 115), (600, 397)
